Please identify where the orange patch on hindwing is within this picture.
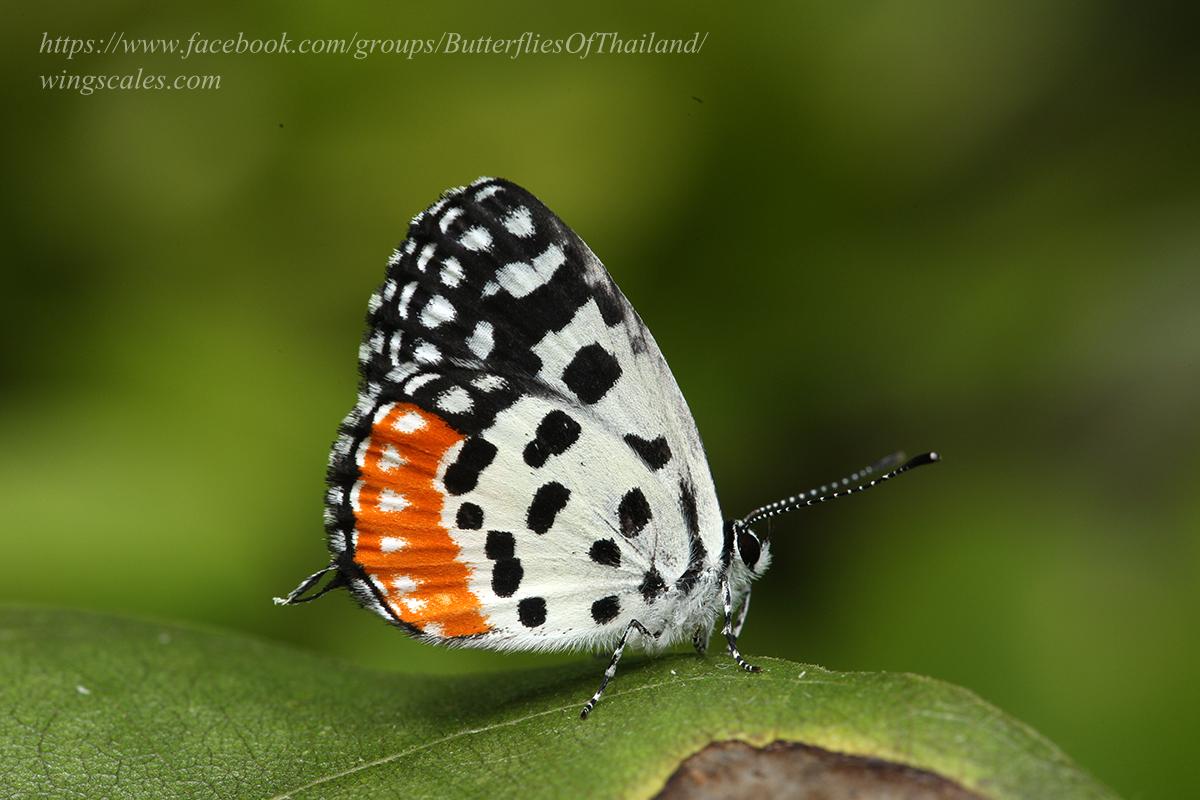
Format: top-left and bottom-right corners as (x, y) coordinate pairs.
(352, 403), (490, 637)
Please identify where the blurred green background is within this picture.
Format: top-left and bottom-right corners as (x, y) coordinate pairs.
(4, 2), (1198, 797)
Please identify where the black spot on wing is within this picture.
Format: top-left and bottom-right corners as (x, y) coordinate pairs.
(485, 530), (514, 561)
(593, 282), (626, 326)
(456, 503), (484, 530)
(624, 434), (672, 471)
(591, 595), (620, 624)
(527, 482), (571, 534)
(639, 567), (667, 604)
(618, 488), (652, 538)
(562, 343), (622, 405)
(491, 559), (523, 597)
(518, 597), (546, 628)
(680, 479), (700, 536)
(523, 410), (582, 468)
(589, 538), (621, 568)
(675, 480), (708, 594)
(443, 437), (497, 495)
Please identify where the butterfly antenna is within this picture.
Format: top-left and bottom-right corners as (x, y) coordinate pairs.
(740, 451), (940, 529)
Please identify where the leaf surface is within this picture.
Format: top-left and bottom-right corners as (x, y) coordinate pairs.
(0, 607), (1116, 799)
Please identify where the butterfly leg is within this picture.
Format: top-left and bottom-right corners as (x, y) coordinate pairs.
(273, 563), (345, 606)
(733, 585), (752, 639)
(692, 625), (709, 655)
(722, 578), (760, 673)
(580, 619), (653, 719)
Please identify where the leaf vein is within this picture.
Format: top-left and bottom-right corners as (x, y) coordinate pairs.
(265, 672), (716, 799)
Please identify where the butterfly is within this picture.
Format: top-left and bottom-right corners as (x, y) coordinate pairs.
(276, 177), (939, 718)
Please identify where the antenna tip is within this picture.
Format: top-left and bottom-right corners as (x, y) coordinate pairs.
(905, 451), (941, 468)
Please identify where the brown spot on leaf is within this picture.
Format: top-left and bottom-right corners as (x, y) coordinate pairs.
(656, 740), (984, 800)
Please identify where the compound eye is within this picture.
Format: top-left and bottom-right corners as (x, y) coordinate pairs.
(737, 527), (762, 570)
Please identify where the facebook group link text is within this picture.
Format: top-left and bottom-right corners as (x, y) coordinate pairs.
(40, 30), (708, 62)
(39, 31), (705, 95)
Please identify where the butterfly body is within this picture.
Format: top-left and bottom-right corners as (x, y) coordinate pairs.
(281, 177), (937, 717)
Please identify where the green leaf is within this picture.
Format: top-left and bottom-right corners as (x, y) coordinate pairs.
(1, 606), (1116, 799)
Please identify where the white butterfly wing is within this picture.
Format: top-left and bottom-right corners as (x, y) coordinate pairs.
(324, 178), (724, 649)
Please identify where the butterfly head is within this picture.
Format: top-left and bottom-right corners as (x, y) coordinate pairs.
(730, 451), (941, 580)
(727, 519), (773, 579)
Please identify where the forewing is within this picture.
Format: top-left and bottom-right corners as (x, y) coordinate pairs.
(324, 178), (723, 648)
